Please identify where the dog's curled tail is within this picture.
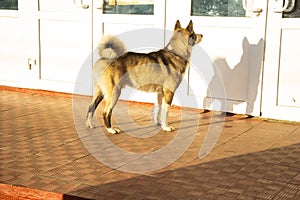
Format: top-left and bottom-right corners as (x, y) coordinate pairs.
(98, 35), (126, 59)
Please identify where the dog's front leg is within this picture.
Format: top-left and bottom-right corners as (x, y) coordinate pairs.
(161, 90), (175, 132)
(153, 92), (163, 125)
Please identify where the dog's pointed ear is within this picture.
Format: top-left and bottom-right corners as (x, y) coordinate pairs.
(186, 20), (193, 32)
(175, 20), (181, 30)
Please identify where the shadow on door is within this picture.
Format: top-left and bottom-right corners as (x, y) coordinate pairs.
(204, 37), (264, 115)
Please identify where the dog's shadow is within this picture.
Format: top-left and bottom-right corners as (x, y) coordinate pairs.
(203, 37), (264, 115)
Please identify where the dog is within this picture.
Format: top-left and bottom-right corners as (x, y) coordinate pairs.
(86, 20), (203, 134)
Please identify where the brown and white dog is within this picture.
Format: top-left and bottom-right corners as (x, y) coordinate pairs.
(86, 20), (203, 134)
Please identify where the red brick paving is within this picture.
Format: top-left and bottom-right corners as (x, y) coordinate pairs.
(1, 89), (300, 199)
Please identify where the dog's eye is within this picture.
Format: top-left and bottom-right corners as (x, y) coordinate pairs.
(189, 32), (196, 40)
(188, 32), (197, 45)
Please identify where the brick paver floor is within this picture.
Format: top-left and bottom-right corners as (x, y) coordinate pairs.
(1, 89), (300, 199)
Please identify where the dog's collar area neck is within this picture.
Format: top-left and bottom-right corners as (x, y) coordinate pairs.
(165, 44), (190, 60)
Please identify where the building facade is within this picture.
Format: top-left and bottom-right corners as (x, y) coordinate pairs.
(0, 0), (300, 121)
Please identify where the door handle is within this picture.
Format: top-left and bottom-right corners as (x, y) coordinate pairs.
(81, 4), (89, 9)
(285, 0), (296, 12)
(274, 0), (290, 12)
(73, 0), (89, 9)
(242, 0), (263, 16)
(273, 0), (296, 13)
(28, 58), (36, 70)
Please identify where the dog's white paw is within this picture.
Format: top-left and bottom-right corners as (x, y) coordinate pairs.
(162, 126), (175, 132)
(152, 115), (161, 126)
(107, 127), (121, 134)
(152, 117), (161, 126)
(86, 120), (96, 129)
(86, 113), (97, 129)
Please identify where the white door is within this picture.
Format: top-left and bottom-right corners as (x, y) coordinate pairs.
(36, 0), (93, 95)
(262, 0), (300, 121)
(166, 0), (267, 116)
(92, 0), (166, 102)
(0, 1), (29, 85)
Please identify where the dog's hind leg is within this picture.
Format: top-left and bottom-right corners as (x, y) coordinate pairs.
(153, 92), (163, 125)
(86, 87), (104, 128)
(161, 89), (175, 132)
(103, 88), (121, 134)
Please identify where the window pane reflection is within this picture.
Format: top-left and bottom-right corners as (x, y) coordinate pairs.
(0, 0), (18, 10)
(191, 0), (245, 17)
(103, 0), (154, 15)
(284, 0), (300, 18)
